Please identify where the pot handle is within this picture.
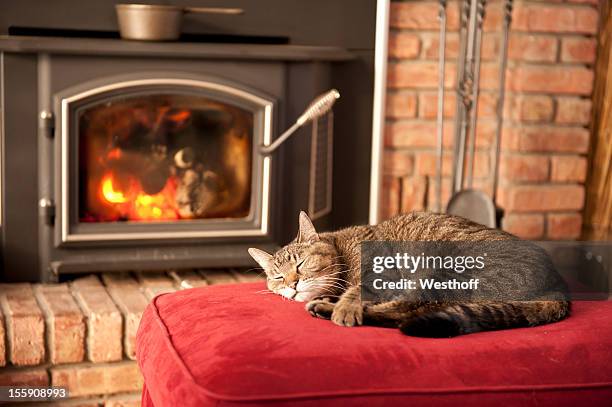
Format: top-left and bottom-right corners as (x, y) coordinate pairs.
(184, 7), (244, 15)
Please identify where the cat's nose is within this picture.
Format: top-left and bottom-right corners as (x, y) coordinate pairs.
(288, 280), (297, 289)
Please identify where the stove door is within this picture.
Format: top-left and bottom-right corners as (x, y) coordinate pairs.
(54, 73), (274, 246)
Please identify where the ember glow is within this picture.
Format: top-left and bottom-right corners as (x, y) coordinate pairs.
(101, 175), (127, 204)
(99, 172), (179, 221)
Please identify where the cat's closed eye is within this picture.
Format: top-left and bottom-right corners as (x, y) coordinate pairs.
(296, 259), (306, 268)
(271, 275), (283, 281)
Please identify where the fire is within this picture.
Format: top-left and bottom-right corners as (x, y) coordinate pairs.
(99, 172), (179, 221)
(101, 175), (127, 203)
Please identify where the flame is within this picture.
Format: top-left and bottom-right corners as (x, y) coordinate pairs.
(99, 171), (179, 221)
(167, 110), (191, 123)
(101, 175), (127, 203)
(107, 148), (122, 160)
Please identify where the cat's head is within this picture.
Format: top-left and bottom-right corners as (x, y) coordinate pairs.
(248, 211), (343, 302)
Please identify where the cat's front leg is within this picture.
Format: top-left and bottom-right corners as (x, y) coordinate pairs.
(331, 286), (363, 327)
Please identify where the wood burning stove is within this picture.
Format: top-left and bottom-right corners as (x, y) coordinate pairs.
(0, 36), (354, 281)
(56, 73), (272, 243)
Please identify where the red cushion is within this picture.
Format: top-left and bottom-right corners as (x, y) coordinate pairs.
(136, 283), (612, 407)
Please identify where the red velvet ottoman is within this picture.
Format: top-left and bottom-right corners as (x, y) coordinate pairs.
(136, 283), (612, 406)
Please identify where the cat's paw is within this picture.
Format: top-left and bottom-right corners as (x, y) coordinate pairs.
(331, 301), (363, 327)
(306, 297), (334, 319)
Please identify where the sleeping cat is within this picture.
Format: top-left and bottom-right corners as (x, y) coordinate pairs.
(248, 211), (570, 338)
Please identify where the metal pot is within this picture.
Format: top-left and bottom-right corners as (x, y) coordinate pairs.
(115, 4), (244, 41)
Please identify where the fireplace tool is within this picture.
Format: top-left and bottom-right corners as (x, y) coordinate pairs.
(259, 89), (340, 155)
(260, 89), (340, 219)
(438, 0), (514, 227)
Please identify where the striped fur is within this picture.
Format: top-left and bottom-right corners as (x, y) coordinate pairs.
(249, 211), (570, 337)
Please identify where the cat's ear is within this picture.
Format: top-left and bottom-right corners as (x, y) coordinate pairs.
(248, 248), (273, 270)
(297, 211), (319, 243)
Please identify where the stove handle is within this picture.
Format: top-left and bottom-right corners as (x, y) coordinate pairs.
(259, 89), (339, 155)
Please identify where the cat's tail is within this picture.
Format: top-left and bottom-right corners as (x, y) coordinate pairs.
(398, 300), (570, 338)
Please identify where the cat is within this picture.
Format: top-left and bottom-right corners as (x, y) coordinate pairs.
(248, 211), (570, 338)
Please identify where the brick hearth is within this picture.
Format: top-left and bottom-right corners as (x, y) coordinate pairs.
(0, 270), (264, 405)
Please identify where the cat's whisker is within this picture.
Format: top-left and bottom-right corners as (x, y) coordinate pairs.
(321, 270), (348, 277)
(317, 276), (351, 285)
(320, 277), (350, 284)
(314, 282), (345, 291)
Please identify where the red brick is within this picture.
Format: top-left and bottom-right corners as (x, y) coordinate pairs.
(104, 394), (142, 407)
(51, 361), (143, 397)
(72, 287), (123, 363)
(386, 120), (494, 149)
(0, 287), (45, 366)
(390, 1), (460, 30)
(386, 91), (417, 119)
(386, 121), (441, 148)
(381, 175), (401, 220)
(498, 185), (585, 212)
(34, 284), (85, 364)
(518, 95), (554, 122)
(500, 155), (550, 182)
(561, 37), (597, 63)
(419, 91), (497, 119)
(421, 32), (498, 61)
(168, 270), (210, 289)
(477, 62), (502, 90)
(230, 269), (267, 283)
(135, 272), (176, 300)
(0, 283), (32, 295)
(388, 32), (420, 59)
(426, 177), (452, 211)
(419, 91), (455, 119)
(106, 286), (148, 360)
(506, 126), (590, 153)
(200, 270), (238, 285)
(482, 2), (504, 32)
(509, 66), (594, 95)
(60, 401), (104, 407)
(0, 367), (49, 386)
(387, 61), (456, 89)
(508, 35), (558, 62)
(548, 213), (583, 239)
(415, 152), (452, 177)
(102, 273), (139, 289)
(556, 97), (592, 125)
(401, 176), (427, 211)
(551, 156), (588, 182)
(384, 150), (414, 176)
(415, 151), (490, 178)
(502, 213), (545, 239)
(513, 4), (599, 34)
(71, 275), (104, 289)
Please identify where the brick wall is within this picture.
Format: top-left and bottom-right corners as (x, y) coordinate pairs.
(0, 271), (263, 406)
(383, 0), (599, 239)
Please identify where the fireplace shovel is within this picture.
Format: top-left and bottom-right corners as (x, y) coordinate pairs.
(444, 0), (513, 228)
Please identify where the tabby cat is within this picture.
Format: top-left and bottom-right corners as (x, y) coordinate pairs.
(248, 211), (570, 337)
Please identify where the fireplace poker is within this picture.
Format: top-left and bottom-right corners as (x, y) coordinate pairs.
(491, 0), (514, 207)
(465, 0), (487, 188)
(435, 0), (447, 212)
(260, 89), (340, 155)
(450, 0), (472, 196)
